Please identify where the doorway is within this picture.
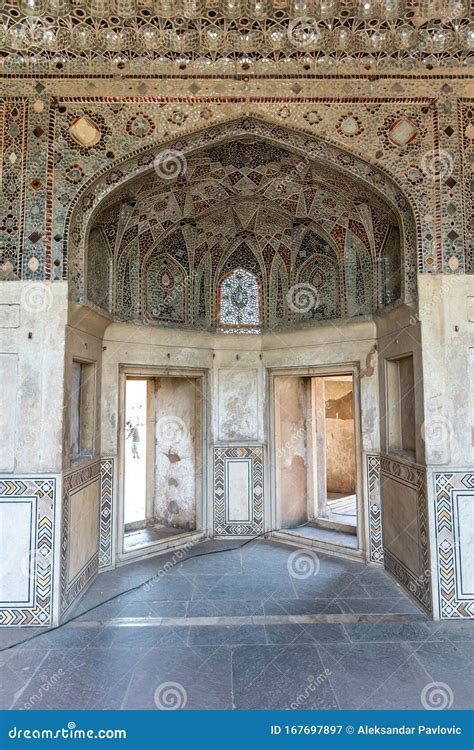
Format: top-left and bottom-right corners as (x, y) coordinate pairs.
(272, 369), (360, 552)
(120, 370), (204, 558)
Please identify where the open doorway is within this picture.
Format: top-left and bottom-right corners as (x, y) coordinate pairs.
(122, 373), (203, 555)
(273, 371), (359, 550)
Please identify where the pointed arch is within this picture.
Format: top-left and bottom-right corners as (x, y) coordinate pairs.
(194, 252), (211, 327)
(217, 268), (262, 331)
(86, 226), (113, 312)
(142, 252), (187, 324)
(296, 254), (341, 322)
(69, 115), (418, 312)
(269, 253), (289, 328)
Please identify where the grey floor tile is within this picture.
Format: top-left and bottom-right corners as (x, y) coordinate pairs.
(425, 621), (474, 641)
(189, 625), (266, 646)
(9, 647), (142, 710)
(343, 621), (436, 642)
(264, 598), (342, 616)
(265, 623), (349, 645)
(338, 597), (421, 615)
(121, 645), (233, 710)
(199, 574), (295, 600)
(187, 600), (264, 617)
(318, 642), (432, 710)
(232, 645), (338, 710)
(410, 641), (474, 709)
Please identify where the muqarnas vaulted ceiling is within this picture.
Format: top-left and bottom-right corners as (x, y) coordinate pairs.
(86, 134), (404, 332)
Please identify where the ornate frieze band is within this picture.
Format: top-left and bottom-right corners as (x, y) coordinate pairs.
(434, 471), (474, 620)
(214, 445), (264, 537)
(380, 455), (431, 615)
(0, 477), (56, 627)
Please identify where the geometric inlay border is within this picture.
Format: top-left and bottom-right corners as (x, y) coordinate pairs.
(99, 457), (114, 569)
(0, 477), (56, 627)
(366, 453), (383, 565)
(434, 471), (474, 620)
(380, 455), (432, 615)
(60, 461), (101, 616)
(213, 445), (264, 537)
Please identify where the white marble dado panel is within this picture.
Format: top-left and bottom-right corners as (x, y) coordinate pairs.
(0, 477), (56, 626)
(434, 471), (474, 619)
(0, 499), (35, 604)
(218, 368), (259, 441)
(456, 492), (474, 597)
(227, 458), (252, 523)
(214, 446), (264, 536)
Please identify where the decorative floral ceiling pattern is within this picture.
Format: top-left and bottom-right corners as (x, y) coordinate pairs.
(1, 0), (472, 75)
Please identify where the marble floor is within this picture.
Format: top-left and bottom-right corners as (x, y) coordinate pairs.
(1, 540), (472, 711)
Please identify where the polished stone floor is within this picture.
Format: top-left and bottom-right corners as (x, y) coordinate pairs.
(1, 540), (472, 711)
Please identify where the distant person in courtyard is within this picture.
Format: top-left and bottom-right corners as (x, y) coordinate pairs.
(126, 420), (140, 459)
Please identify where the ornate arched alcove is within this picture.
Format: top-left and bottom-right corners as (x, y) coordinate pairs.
(66, 117), (418, 331)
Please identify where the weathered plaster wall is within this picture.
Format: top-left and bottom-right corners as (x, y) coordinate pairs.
(274, 375), (308, 529)
(418, 276), (474, 619)
(154, 377), (200, 531)
(0, 282), (67, 473)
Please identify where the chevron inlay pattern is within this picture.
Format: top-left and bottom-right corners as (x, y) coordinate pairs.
(366, 454), (383, 566)
(61, 461), (101, 616)
(0, 477), (56, 627)
(214, 446), (264, 537)
(434, 472), (474, 620)
(99, 458), (114, 569)
(380, 455), (431, 616)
